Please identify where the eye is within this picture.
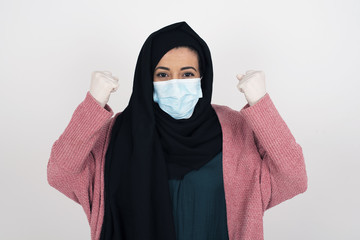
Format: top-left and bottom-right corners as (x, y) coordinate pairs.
(156, 72), (168, 78)
(183, 72), (195, 77)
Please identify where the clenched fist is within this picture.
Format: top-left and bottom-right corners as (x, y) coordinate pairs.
(90, 71), (119, 108)
(236, 70), (267, 106)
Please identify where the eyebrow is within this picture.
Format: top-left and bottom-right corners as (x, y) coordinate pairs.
(155, 66), (197, 72)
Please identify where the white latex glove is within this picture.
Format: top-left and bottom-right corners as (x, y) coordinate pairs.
(90, 71), (119, 108)
(236, 70), (267, 106)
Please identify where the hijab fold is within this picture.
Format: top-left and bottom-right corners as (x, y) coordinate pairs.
(100, 21), (223, 240)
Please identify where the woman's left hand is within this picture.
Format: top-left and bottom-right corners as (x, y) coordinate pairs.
(236, 70), (267, 106)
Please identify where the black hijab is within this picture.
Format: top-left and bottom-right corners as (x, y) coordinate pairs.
(100, 21), (223, 240)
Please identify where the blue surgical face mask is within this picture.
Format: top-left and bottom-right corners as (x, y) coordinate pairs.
(153, 77), (203, 119)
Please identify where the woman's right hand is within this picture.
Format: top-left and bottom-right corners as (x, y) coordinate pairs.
(90, 71), (119, 107)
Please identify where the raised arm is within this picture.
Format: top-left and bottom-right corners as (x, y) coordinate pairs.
(240, 93), (308, 212)
(47, 90), (114, 222)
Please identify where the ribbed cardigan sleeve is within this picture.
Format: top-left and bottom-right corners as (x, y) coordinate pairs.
(47, 91), (114, 221)
(240, 93), (308, 212)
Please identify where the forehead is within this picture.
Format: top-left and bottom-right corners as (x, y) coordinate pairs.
(158, 47), (199, 63)
(165, 47), (196, 55)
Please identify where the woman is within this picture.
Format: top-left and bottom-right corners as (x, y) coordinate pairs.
(47, 21), (308, 240)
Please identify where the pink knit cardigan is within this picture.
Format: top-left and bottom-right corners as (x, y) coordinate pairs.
(47, 91), (308, 240)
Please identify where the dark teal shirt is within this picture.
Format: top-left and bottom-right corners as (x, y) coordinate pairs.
(168, 151), (229, 240)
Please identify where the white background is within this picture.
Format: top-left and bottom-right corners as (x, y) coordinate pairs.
(1, 0), (359, 239)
